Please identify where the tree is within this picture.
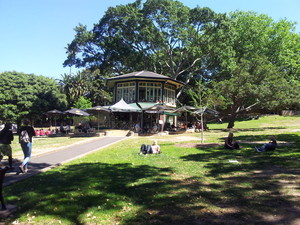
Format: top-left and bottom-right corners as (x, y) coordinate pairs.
(210, 11), (300, 128)
(59, 72), (90, 107)
(73, 96), (92, 109)
(0, 71), (67, 125)
(214, 57), (294, 128)
(63, 0), (229, 84)
(59, 69), (112, 107)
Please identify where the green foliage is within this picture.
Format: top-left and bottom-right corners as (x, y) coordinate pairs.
(59, 69), (112, 107)
(73, 96), (92, 109)
(0, 71), (67, 122)
(207, 11), (300, 127)
(64, 0), (228, 81)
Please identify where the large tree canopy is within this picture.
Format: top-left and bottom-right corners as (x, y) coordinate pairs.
(211, 11), (300, 127)
(0, 72), (67, 123)
(64, 0), (229, 82)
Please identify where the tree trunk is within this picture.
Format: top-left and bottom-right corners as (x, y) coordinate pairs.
(16, 119), (22, 134)
(227, 113), (237, 129)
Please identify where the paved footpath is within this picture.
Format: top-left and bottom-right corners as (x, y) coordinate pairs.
(3, 136), (127, 187)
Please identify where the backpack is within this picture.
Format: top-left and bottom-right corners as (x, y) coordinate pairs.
(19, 130), (30, 143)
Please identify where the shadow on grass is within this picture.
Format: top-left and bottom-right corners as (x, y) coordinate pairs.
(3, 133), (300, 224)
(178, 133), (300, 224)
(5, 161), (300, 224)
(2, 162), (227, 225)
(210, 127), (286, 133)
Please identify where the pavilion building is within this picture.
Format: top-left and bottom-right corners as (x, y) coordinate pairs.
(106, 71), (185, 131)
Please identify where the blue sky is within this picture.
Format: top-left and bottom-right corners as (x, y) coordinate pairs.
(0, 0), (299, 80)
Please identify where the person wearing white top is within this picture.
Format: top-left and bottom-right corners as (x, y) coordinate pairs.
(151, 140), (161, 154)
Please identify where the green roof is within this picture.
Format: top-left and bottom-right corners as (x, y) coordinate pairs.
(164, 112), (178, 116)
(136, 102), (158, 109)
(128, 103), (145, 110)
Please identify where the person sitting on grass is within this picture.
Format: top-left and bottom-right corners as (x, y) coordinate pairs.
(139, 140), (161, 155)
(224, 132), (241, 150)
(40, 129), (45, 136)
(35, 129), (40, 136)
(60, 124), (66, 134)
(45, 129), (51, 136)
(135, 122), (141, 133)
(151, 140), (161, 154)
(255, 135), (277, 152)
(151, 122), (158, 133)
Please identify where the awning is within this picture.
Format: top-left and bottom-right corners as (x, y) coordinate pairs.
(108, 99), (142, 112)
(136, 102), (158, 110)
(128, 103), (143, 111)
(137, 102), (176, 114)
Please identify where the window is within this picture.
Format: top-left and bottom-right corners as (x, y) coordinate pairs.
(116, 82), (135, 103)
(138, 82), (162, 102)
(115, 81), (176, 105)
(164, 84), (176, 106)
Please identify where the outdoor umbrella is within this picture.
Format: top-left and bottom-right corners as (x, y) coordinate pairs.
(44, 109), (63, 127)
(173, 105), (199, 127)
(194, 108), (219, 115)
(142, 103), (174, 132)
(45, 109), (63, 115)
(193, 107), (219, 144)
(64, 108), (90, 116)
(143, 103), (173, 113)
(173, 105), (198, 113)
(86, 106), (110, 131)
(174, 105), (212, 144)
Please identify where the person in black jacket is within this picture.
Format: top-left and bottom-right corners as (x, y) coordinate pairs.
(0, 123), (14, 169)
(18, 119), (35, 173)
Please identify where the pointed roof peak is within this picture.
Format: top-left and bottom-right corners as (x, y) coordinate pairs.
(107, 70), (185, 88)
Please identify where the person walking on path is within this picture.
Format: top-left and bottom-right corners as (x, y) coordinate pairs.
(18, 119), (35, 173)
(0, 123), (14, 170)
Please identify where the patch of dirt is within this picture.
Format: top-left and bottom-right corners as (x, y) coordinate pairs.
(145, 135), (206, 143)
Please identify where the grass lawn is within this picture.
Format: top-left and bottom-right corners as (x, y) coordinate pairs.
(3, 115), (300, 224)
(10, 136), (98, 159)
